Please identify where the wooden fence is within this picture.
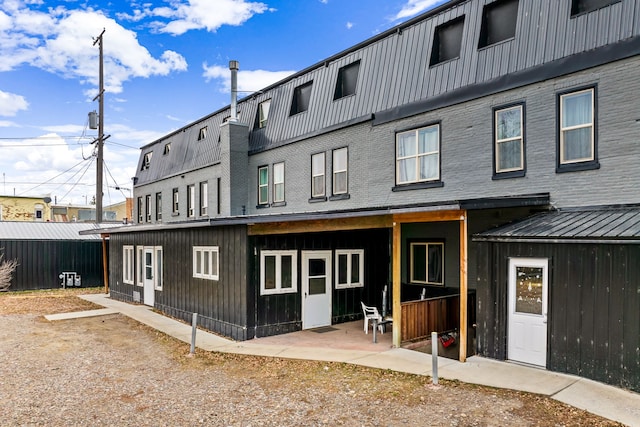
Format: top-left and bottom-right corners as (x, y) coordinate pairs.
(400, 294), (460, 342)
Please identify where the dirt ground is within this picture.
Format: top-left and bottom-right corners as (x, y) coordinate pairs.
(0, 288), (623, 426)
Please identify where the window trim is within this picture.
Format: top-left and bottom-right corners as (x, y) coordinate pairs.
(310, 152), (326, 200)
(273, 162), (285, 204)
(172, 188), (179, 215)
(260, 250), (298, 295)
(256, 99), (271, 129)
(258, 165), (269, 206)
(335, 249), (364, 289)
(136, 246), (144, 287)
(556, 85), (599, 173)
(409, 241), (445, 286)
(395, 123), (442, 187)
(492, 102), (526, 179)
(123, 245), (134, 285)
(430, 15), (465, 67)
(332, 147), (348, 196)
(192, 246), (219, 281)
(154, 246), (163, 290)
(333, 60), (361, 100)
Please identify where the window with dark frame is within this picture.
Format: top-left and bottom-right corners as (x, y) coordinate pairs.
(396, 124), (441, 185)
(141, 152), (152, 170)
(145, 194), (151, 222)
(409, 242), (444, 286)
(163, 143), (171, 155)
(289, 81), (313, 116)
(273, 162), (285, 203)
(333, 60), (360, 100)
(557, 87), (598, 172)
(255, 99), (271, 129)
(199, 181), (208, 216)
(156, 192), (162, 221)
(258, 165), (269, 206)
(493, 104), (525, 177)
(187, 184), (195, 217)
(197, 126), (208, 141)
(332, 147), (348, 195)
(571, 0), (620, 16)
(478, 0), (519, 49)
(172, 188), (179, 214)
(137, 197), (143, 223)
(430, 16), (465, 66)
(311, 152), (325, 199)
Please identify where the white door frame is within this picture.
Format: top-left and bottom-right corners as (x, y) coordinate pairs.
(301, 250), (332, 330)
(143, 247), (155, 307)
(508, 257), (548, 367)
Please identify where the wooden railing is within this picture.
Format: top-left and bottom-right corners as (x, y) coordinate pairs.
(400, 295), (460, 343)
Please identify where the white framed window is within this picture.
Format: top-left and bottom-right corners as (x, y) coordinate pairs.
(311, 152), (325, 198)
(409, 242), (444, 286)
(273, 162), (285, 203)
(332, 147), (348, 195)
(494, 104), (524, 174)
(396, 124), (440, 185)
(141, 152), (152, 170)
(198, 126), (208, 141)
(260, 250), (298, 295)
(123, 245), (134, 285)
(193, 246), (219, 280)
(335, 249), (364, 289)
(172, 188), (179, 214)
(200, 181), (208, 216)
(156, 192), (162, 221)
(163, 143), (171, 155)
(187, 184), (195, 217)
(145, 194), (151, 222)
(34, 203), (44, 221)
(137, 197), (143, 223)
(559, 88), (595, 165)
(154, 246), (163, 290)
(136, 246), (144, 287)
(258, 165), (269, 205)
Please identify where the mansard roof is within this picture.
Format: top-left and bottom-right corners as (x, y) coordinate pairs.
(135, 0), (640, 185)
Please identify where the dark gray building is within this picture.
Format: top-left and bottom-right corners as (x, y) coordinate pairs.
(100, 0), (640, 393)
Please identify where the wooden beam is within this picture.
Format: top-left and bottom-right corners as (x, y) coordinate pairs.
(392, 221), (402, 348)
(459, 212), (468, 362)
(248, 214), (393, 236)
(392, 209), (463, 224)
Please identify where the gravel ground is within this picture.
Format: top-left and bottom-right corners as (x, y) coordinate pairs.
(0, 289), (622, 427)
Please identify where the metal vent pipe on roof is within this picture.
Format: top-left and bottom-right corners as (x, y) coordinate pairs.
(229, 60), (239, 122)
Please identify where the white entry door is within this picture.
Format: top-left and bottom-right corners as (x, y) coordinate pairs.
(301, 251), (332, 329)
(508, 258), (548, 367)
(143, 247), (155, 307)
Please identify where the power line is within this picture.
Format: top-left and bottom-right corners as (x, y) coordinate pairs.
(16, 158), (93, 197)
(58, 158), (94, 203)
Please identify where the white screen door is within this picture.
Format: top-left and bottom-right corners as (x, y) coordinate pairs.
(508, 258), (548, 367)
(143, 247), (155, 307)
(301, 251), (332, 329)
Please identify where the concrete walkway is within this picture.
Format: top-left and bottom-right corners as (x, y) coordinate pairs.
(47, 294), (639, 427)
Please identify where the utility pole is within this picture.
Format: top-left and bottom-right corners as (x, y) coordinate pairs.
(93, 29), (105, 224)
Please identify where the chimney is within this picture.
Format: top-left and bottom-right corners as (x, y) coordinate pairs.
(229, 60), (239, 122)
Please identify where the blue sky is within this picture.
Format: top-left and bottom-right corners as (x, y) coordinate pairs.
(0, 0), (444, 207)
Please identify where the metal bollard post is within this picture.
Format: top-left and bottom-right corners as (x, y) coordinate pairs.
(190, 313), (198, 355)
(431, 331), (438, 385)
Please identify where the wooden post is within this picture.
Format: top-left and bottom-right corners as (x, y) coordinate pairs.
(459, 213), (468, 362)
(392, 221), (402, 348)
(101, 233), (109, 294)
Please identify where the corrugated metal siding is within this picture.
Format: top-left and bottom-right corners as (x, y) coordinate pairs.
(475, 240), (640, 393)
(476, 206), (640, 240)
(0, 221), (103, 240)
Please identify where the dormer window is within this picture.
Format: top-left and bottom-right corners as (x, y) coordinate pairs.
(198, 126), (208, 141)
(478, 0), (519, 49)
(255, 99), (271, 129)
(570, 0), (620, 16)
(430, 16), (465, 66)
(333, 61), (360, 100)
(290, 81), (313, 116)
(163, 143), (171, 155)
(141, 152), (152, 170)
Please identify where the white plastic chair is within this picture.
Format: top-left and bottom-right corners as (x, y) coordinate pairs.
(361, 302), (383, 334)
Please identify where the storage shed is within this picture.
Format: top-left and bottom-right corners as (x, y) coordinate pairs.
(0, 222), (105, 291)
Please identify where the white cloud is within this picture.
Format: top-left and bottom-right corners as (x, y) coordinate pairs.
(0, 89), (28, 116)
(0, 5), (188, 94)
(346, 21), (353, 30)
(119, 0), (271, 35)
(202, 63), (296, 95)
(395, 0), (444, 20)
